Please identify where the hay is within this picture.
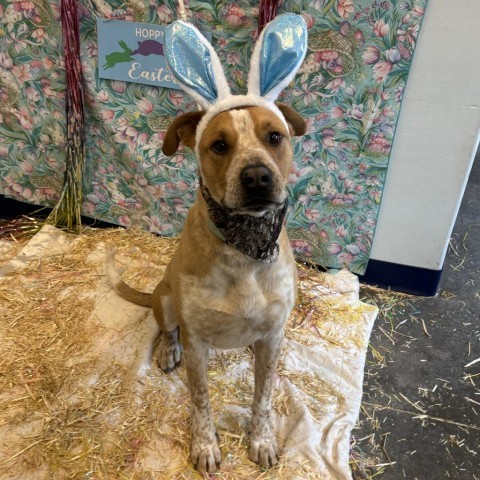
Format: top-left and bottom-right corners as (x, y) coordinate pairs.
(0, 226), (378, 479)
(0, 217), (44, 267)
(0, 227), (174, 479)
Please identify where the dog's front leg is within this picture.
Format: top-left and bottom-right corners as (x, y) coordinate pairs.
(183, 338), (221, 473)
(249, 334), (283, 468)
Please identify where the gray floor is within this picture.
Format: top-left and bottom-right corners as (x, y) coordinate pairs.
(355, 150), (480, 479)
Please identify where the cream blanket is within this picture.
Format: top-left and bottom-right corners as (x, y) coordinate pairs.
(0, 226), (377, 479)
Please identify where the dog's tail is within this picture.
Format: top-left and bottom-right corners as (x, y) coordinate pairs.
(106, 249), (153, 307)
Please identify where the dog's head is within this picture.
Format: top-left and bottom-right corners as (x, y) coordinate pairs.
(162, 103), (305, 214)
(161, 14), (308, 215)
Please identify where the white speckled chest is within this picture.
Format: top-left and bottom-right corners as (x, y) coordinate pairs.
(180, 250), (296, 349)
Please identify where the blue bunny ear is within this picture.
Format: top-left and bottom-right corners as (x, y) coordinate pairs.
(248, 14), (308, 102)
(165, 21), (231, 109)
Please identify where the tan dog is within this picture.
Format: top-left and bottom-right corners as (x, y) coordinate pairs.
(107, 103), (305, 473)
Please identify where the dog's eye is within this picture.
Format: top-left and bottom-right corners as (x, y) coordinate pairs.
(212, 140), (227, 154)
(268, 132), (283, 146)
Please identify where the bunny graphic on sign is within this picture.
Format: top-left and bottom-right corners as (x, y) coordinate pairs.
(103, 40), (134, 69)
(103, 39), (165, 70)
(132, 39), (164, 56)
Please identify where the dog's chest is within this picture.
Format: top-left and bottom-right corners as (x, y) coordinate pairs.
(180, 261), (295, 349)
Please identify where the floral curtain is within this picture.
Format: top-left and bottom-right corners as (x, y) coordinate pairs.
(0, 1), (65, 205)
(0, 0), (428, 274)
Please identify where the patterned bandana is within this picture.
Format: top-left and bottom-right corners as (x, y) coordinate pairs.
(200, 181), (288, 263)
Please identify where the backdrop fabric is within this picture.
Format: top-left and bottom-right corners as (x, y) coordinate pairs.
(0, 0), (428, 274)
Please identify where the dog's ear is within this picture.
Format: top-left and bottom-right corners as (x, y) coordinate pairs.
(162, 111), (206, 155)
(276, 103), (306, 137)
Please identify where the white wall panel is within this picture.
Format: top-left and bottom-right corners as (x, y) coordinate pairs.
(370, 0), (480, 270)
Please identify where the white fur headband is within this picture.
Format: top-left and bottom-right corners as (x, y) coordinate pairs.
(164, 14), (308, 154)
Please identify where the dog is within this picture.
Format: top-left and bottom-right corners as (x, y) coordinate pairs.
(107, 102), (306, 473)
(108, 12), (309, 474)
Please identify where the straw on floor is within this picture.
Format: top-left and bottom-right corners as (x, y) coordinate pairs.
(0, 226), (378, 479)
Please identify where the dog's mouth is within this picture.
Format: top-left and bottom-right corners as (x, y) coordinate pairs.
(233, 199), (284, 215)
(229, 196), (285, 216)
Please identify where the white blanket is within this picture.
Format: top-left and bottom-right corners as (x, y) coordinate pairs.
(0, 226), (377, 479)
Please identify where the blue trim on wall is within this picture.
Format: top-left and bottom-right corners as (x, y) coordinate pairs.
(360, 259), (442, 297)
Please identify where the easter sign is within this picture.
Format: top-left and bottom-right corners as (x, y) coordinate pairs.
(97, 19), (212, 89)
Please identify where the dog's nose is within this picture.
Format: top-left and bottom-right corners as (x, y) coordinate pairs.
(241, 164), (272, 191)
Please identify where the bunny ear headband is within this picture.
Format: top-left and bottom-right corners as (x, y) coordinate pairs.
(164, 14), (308, 153)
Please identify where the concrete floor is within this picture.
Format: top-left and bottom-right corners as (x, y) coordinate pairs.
(355, 151), (480, 479)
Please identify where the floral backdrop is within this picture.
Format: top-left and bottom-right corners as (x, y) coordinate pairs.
(0, 1), (65, 204)
(0, 0), (428, 275)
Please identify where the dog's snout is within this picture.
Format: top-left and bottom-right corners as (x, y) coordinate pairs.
(241, 164), (272, 191)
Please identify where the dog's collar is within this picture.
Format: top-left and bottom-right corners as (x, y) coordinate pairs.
(200, 180), (287, 263)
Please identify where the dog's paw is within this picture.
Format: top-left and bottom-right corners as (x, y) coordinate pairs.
(249, 435), (279, 468)
(158, 341), (182, 373)
(191, 436), (221, 473)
